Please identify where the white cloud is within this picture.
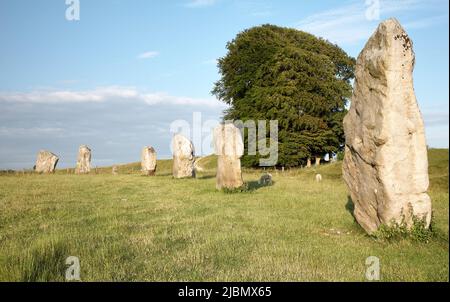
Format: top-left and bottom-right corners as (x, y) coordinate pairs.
(0, 86), (225, 108)
(141, 92), (221, 107)
(137, 51), (159, 59)
(0, 87), (138, 104)
(294, 0), (445, 45)
(0, 127), (64, 137)
(185, 0), (217, 8)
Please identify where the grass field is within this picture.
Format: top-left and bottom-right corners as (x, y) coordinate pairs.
(0, 149), (448, 281)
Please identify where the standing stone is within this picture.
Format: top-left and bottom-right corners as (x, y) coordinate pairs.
(315, 174), (322, 182)
(214, 124), (244, 190)
(75, 145), (91, 174)
(35, 150), (59, 173)
(343, 19), (431, 234)
(259, 173), (273, 186)
(172, 134), (195, 178)
(141, 147), (157, 176)
(315, 157), (321, 166)
(112, 166), (118, 176)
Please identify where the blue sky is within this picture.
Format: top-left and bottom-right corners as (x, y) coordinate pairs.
(0, 0), (448, 169)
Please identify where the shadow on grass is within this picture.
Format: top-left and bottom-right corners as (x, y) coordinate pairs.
(221, 180), (275, 194)
(345, 196), (355, 220)
(196, 174), (216, 180)
(154, 173), (172, 177)
(246, 180), (275, 192)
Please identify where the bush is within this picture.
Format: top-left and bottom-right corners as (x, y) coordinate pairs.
(373, 214), (435, 243)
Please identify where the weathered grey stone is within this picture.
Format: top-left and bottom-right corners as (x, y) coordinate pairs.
(35, 150), (59, 173)
(214, 124), (244, 190)
(343, 18), (431, 234)
(141, 146), (157, 176)
(259, 173), (273, 186)
(75, 145), (91, 174)
(172, 134), (195, 178)
(112, 166), (118, 176)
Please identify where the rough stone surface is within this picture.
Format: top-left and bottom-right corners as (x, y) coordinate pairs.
(315, 157), (321, 166)
(112, 166), (118, 176)
(35, 150), (59, 173)
(141, 147), (157, 176)
(343, 18), (431, 234)
(172, 134), (195, 178)
(259, 173), (273, 186)
(315, 174), (322, 182)
(214, 124), (244, 190)
(75, 145), (91, 174)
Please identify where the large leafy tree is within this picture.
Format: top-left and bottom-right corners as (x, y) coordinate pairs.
(212, 24), (355, 168)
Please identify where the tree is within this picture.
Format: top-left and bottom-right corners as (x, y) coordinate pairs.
(212, 24), (355, 168)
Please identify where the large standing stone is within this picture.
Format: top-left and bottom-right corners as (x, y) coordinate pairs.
(172, 134), (195, 178)
(75, 145), (91, 174)
(214, 124), (244, 190)
(141, 146), (157, 176)
(35, 150), (59, 173)
(343, 18), (431, 234)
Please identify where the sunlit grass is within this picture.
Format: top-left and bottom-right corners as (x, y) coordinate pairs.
(0, 149), (448, 281)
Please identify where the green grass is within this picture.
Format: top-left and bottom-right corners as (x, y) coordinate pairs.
(0, 149), (448, 281)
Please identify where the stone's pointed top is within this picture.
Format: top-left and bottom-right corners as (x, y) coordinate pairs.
(358, 18), (415, 79)
(380, 17), (402, 28)
(172, 134), (195, 157)
(375, 18), (409, 38)
(172, 134), (191, 145)
(38, 150), (58, 157)
(79, 144), (91, 150)
(173, 133), (189, 141)
(143, 146), (156, 153)
(375, 18), (411, 39)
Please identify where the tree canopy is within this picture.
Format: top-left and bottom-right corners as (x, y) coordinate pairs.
(212, 24), (355, 167)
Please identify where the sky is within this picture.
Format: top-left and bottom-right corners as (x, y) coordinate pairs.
(0, 0), (448, 169)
